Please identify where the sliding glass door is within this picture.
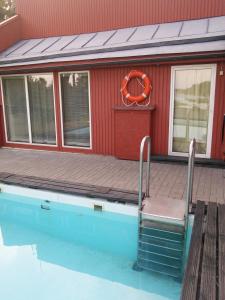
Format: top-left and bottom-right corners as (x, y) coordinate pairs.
(27, 75), (56, 144)
(169, 65), (216, 157)
(1, 74), (56, 145)
(2, 77), (29, 142)
(60, 72), (91, 148)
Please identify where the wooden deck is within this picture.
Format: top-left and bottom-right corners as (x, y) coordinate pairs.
(0, 148), (224, 204)
(0, 148), (223, 220)
(181, 201), (225, 300)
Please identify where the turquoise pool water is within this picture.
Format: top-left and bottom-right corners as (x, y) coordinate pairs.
(0, 192), (182, 300)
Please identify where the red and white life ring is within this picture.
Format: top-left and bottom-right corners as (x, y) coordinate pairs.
(121, 70), (152, 103)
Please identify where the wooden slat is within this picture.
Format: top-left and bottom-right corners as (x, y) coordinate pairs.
(181, 200), (205, 300)
(199, 202), (217, 300)
(218, 204), (225, 300)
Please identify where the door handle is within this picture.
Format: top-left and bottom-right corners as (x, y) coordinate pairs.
(222, 114), (225, 143)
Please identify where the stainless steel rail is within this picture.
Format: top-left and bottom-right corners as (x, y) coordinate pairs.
(138, 136), (151, 214)
(182, 139), (196, 274)
(184, 138), (196, 230)
(136, 136), (151, 265)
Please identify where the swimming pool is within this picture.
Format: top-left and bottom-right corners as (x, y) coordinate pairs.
(0, 186), (189, 300)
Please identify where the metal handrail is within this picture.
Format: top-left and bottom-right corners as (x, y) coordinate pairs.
(184, 138), (196, 229)
(182, 139), (196, 274)
(138, 136), (151, 213)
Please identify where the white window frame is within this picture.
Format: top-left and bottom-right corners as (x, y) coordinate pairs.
(0, 73), (58, 147)
(168, 64), (217, 159)
(58, 71), (92, 149)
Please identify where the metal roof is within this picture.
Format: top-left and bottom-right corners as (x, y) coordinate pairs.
(1, 15), (225, 67)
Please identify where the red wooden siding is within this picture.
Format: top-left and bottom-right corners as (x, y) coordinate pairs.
(0, 15), (21, 52)
(211, 62), (225, 160)
(15, 0), (225, 39)
(90, 66), (170, 156)
(0, 60), (224, 160)
(88, 63), (225, 160)
(0, 83), (5, 146)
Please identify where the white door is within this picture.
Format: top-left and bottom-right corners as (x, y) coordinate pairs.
(169, 64), (216, 158)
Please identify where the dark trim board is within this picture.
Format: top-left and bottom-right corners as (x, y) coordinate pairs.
(181, 201), (225, 300)
(151, 156), (225, 168)
(0, 172), (140, 204)
(0, 51), (225, 75)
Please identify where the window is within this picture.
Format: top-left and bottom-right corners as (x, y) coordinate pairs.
(169, 65), (216, 157)
(1, 74), (56, 145)
(60, 72), (90, 148)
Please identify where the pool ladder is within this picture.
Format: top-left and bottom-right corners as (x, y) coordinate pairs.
(134, 136), (196, 279)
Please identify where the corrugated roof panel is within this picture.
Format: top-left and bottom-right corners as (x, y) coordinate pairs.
(26, 37), (60, 54)
(208, 16), (225, 33)
(1, 40), (225, 68)
(180, 19), (208, 36)
(106, 27), (136, 45)
(7, 39), (43, 57)
(0, 40), (27, 58)
(64, 33), (96, 50)
(2, 40), (225, 68)
(153, 22), (182, 39)
(0, 15), (225, 67)
(84, 31), (116, 48)
(45, 35), (78, 52)
(129, 24), (158, 42)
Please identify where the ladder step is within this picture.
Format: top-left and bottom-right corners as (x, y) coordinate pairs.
(139, 240), (183, 258)
(141, 219), (184, 234)
(138, 249), (182, 268)
(137, 258), (182, 278)
(138, 255), (180, 269)
(141, 226), (184, 242)
(140, 233), (183, 250)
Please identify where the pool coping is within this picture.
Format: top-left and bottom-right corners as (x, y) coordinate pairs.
(0, 172), (142, 205)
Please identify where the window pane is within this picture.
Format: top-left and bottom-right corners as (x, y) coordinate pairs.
(28, 75), (56, 144)
(2, 77), (29, 142)
(172, 68), (212, 154)
(60, 73), (90, 147)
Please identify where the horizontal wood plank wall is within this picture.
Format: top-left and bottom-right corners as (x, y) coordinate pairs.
(16, 0), (225, 39)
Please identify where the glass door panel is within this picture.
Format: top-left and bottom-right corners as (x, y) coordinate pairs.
(172, 67), (214, 155)
(2, 77), (29, 143)
(27, 75), (56, 144)
(60, 72), (90, 147)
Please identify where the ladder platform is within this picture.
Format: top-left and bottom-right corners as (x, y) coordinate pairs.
(142, 196), (186, 221)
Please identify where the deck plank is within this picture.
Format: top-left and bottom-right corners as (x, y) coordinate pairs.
(218, 204), (225, 300)
(199, 202), (217, 300)
(181, 200), (205, 300)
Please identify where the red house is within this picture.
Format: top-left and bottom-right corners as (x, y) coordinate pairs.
(0, 0), (225, 161)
